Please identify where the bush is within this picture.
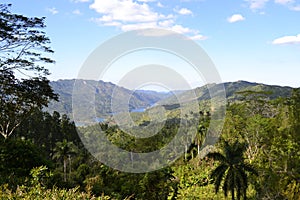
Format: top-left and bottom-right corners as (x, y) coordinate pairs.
(0, 139), (52, 187)
(0, 166), (111, 200)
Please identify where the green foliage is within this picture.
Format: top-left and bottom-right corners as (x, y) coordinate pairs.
(47, 80), (294, 126)
(10, 2), (300, 199)
(30, 166), (52, 186)
(14, 109), (81, 158)
(161, 80), (293, 106)
(207, 141), (258, 200)
(0, 139), (52, 187)
(53, 139), (78, 182)
(2, 85), (300, 199)
(172, 159), (225, 199)
(0, 4), (57, 139)
(0, 4), (54, 73)
(0, 13), (299, 198)
(0, 183), (111, 199)
(220, 89), (300, 199)
(1, 87), (300, 199)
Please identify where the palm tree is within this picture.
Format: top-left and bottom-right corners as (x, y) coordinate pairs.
(207, 140), (258, 200)
(195, 124), (206, 157)
(195, 111), (210, 159)
(53, 139), (77, 182)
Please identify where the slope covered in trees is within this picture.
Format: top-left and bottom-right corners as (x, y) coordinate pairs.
(2, 88), (300, 199)
(46, 79), (294, 122)
(1, 3), (300, 200)
(46, 79), (171, 120)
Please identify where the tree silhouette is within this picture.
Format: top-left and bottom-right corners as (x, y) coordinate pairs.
(0, 4), (57, 139)
(195, 111), (210, 158)
(207, 141), (258, 200)
(53, 139), (77, 182)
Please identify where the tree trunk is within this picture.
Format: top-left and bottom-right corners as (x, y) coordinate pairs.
(184, 145), (187, 160)
(130, 151), (133, 168)
(68, 155), (71, 181)
(0, 120), (22, 139)
(191, 150), (194, 159)
(232, 188), (235, 200)
(63, 157), (67, 182)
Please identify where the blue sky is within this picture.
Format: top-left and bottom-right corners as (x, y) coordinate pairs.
(3, 0), (300, 89)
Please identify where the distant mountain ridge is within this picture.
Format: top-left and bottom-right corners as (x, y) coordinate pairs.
(222, 80), (293, 100)
(46, 79), (171, 119)
(159, 80), (294, 105)
(46, 79), (296, 121)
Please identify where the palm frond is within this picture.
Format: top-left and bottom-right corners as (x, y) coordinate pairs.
(241, 163), (258, 176)
(210, 164), (228, 194)
(210, 164), (228, 179)
(236, 167), (248, 195)
(208, 140), (257, 200)
(223, 167), (234, 198)
(206, 152), (227, 163)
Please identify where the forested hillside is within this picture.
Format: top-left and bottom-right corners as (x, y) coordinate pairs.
(2, 87), (300, 199)
(47, 79), (171, 119)
(159, 80), (293, 105)
(1, 3), (300, 200)
(47, 79), (293, 122)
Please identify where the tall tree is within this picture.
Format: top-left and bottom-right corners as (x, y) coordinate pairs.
(53, 139), (77, 182)
(0, 4), (57, 139)
(195, 111), (210, 158)
(207, 141), (258, 200)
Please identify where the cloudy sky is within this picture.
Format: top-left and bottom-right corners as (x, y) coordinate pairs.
(3, 0), (300, 89)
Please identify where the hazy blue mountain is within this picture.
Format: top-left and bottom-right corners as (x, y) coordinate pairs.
(46, 79), (171, 120)
(45, 79), (295, 123)
(158, 80), (294, 106)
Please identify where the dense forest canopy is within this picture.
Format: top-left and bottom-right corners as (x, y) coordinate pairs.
(1, 3), (300, 200)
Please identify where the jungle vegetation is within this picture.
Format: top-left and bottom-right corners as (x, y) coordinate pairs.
(1, 3), (300, 200)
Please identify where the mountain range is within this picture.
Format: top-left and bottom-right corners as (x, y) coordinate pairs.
(46, 79), (170, 120)
(46, 79), (295, 122)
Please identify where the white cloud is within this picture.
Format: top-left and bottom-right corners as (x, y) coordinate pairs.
(245, 0), (300, 11)
(274, 0), (294, 5)
(103, 21), (122, 27)
(156, 2), (164, 8)
(158, 19), (175, 27)
(72, 9), (82, 15)
(246, 0), (300, 11)
(170, 25), (205, 40)
(246, 0), (269, 10)
(189, 34), (207, 40)
(273, 0), (300, 11)
(89, 0), (205, 39)
(171, 24), (191, 34)
(290, 5), (300, 10)
(121, 22), (158, 31)
(90, 0), (170, 23)
(136, 29), (176, 37)
(175, 8), (193, 15)
(47, 7), (58, 15)
(136, 28), (206, 40)
(119, 22), (201, 37)
(227, 14), (245, 23)
(272, 34), (300, 44)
